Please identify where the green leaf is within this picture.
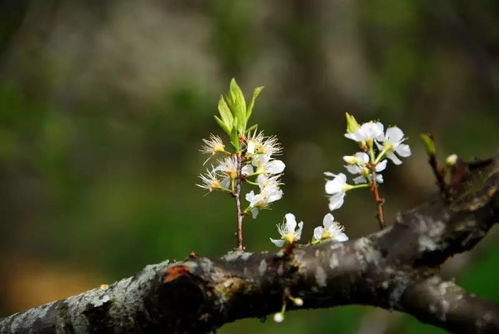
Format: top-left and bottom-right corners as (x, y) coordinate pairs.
(246, 123), (258, 134)
(214, 115), (231, 135)
(217, 96), (233, 130)
(420, 133), (436, 156)
(228, 78), (246, 133)
(246, 86), (264, 123)
(230, 126), (240, 151)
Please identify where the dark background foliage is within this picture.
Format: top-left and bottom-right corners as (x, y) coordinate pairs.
(0, 0), (498, 332)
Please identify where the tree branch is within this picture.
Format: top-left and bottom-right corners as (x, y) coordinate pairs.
(1, 154), (498, 333)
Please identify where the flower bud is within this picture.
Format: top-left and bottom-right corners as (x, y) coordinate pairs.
(292, 297), (304, 306)
(342, 155), (358, 164)
(446, 154), (458, 167)
(273, 312), (284, 323)
(345, 112), (360, 134)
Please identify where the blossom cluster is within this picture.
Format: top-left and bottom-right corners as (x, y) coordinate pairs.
(198, 131), (285, 217)
(325, 114), (411, 211)
(270, 212), (348, 247)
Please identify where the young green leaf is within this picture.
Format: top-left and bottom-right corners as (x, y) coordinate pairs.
(214, 115), (231, 135)
(228, 78), (247, 133)
(246, 123), (258, 134)
(246, 86), (264, 123)
(420, 133), (436, 156)
(217, 96), (233, 131)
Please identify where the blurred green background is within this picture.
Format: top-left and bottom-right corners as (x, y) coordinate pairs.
(0, 0), (498, 332)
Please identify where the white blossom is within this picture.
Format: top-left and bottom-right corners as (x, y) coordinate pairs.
(200, 134), (225, 155)
(216, 156), (239, 179)
(270, 213), (304, 247)
(377, 126), (411, 165)
(247, 131), (282, 156)
(345, 155), (387, 185)
(245, 176), (283, 218)
(345, 121), (384, 143)
(313, 213), (348, 243)
(324, 172), (351, 210)
(252, 154), (285, 175)
(197, 167), (224, 192)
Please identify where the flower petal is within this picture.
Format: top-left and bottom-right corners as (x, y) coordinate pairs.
(313, 227), (322, 242)
(322, 213), (333, 227)
(344, 165), (361, 175)
(325, 173), (347, 194)
(251, 208), (259, 219)
(266, 160), (285, 174)
(375, 160), (387, 172)
(386, 126), (404, 143)
(241, 164), (254, 175)
(284, 213), (297, 231)
(333, 232), (349, 242)
(353, 175), (367, 184)
(396, 143), (411, 157)
(355, 152), (369, 164)
(387, 152), (402, 165)
(296, 222), (304, 239)
(270, 238), (285, 247)
(328, 193), (345, 211)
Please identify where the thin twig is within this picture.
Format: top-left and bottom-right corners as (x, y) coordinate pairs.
(235, 153), (245, 251)
(422, 133), (448, 198)
(428, 153), (447, 198)
(370, 171), (385, 229)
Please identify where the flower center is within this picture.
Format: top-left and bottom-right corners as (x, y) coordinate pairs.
(283, 232), (295, 244)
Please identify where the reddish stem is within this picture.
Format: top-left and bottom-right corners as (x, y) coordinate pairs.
(370, 171), (385, 229)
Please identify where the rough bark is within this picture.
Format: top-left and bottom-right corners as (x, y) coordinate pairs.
(1, 154), (498, 334)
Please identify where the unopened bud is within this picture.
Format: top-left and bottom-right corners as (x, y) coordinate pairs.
(345, 112), (360, 134)
(342, 155), (358, 164)
(446, 154), (458, 166)
(273, 312), (284, 323)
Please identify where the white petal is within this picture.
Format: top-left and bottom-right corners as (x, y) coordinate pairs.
(284, 213), (297, 231)
(328, 193), (345, 211)
(252, 154), (270, 167)
(266, 160), (285, 174)
(251, 208), (259, 219)
(345, 132), (362, 142)
(375, 160), (387, 172)
(270, 238), (285, 247)
(333, 232), (349, 242)
(296, 222), (304, 239)
(221, 176), (231, 189)
(241, 165), (254, 176)
(245, 191), (255, 202)
(313, 227), (323, 242)
(324, 171), (336, 178)
(386, 126), (404, 143)
(247, 141), (256, 154)
(323, 213), (334, 227)
(325, 173), (347, 194)
(373, 122), (385, 140)
(268, 189), (283, 203)
(344, 165), (361, 175)
(396, 144), (411, 157)
(353, 175), (367, 184)
(387, 152), (402, 165)
(376, 174), (384, 184)
(355, 152), (369, 164)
